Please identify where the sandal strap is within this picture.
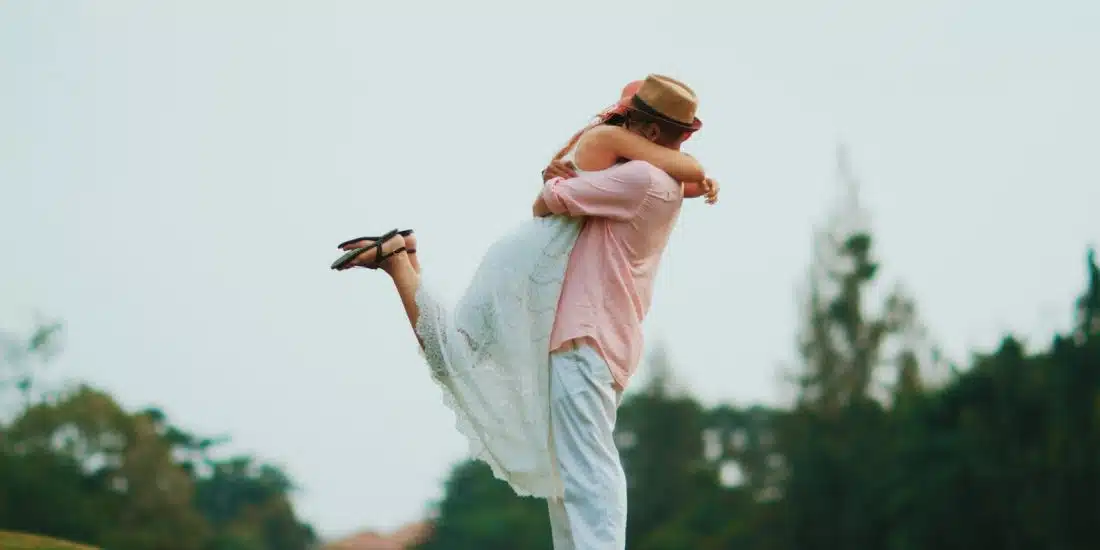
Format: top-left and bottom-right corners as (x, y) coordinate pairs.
(331, 228), (401, 270)
(337, 229), (413, 250)
(361, 228), (400, 268)
(369, 246), (407, 269)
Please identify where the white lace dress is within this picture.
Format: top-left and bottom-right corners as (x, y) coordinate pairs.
(415, 212), (582, 499)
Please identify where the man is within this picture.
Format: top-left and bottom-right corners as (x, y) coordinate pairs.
(533, 74), (717, 549)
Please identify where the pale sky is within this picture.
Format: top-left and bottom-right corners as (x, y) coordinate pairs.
(2, 0), (1098, 539)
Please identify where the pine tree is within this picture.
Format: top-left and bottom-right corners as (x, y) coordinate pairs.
(795, 145), (928, 410)
(616, 344), (713, 547)
(1075, 246), (1099, 341)
(779, 146), (932, 550)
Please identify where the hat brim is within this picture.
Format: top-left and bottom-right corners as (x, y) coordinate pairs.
(630, 96), (702, 132)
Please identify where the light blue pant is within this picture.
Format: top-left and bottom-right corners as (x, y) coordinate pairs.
(546, 343), (627, 550)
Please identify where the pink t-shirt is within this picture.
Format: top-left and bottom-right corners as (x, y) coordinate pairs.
(540, 160), (683, 390)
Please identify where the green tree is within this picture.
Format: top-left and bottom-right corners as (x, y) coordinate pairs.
(0, 321), (316, 550)
(0, 445), (114, 543)
(777, 147), (928, 550)
(1075, 247), (1100, 340)
(195, 457), (317, 550)
(0, 321), (62, 412)
(419, 460), (551, 550)
(5, 386), (211, 550)
(821, 247), (1100, 550)
(794, 147), (926, 412)
(615, 346), (719, 548)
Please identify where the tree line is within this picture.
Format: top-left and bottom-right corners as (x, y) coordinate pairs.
(0, 325), (318, 549)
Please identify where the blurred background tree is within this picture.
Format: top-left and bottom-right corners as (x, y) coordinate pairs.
(0, 322), (317, 550)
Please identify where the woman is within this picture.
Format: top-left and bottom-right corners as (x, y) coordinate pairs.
(330, 78), (717, 499)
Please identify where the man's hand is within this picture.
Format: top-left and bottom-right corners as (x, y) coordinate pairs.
(542, 160), (578, 182)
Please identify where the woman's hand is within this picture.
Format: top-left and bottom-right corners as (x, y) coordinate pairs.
(542, 160), (578, 182)
(683, 178), (720, 204)
(701, 178), (719, 204)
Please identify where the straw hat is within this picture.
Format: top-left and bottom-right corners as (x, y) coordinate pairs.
(551, 74), (703, 163)
(629, 74), (702, 131)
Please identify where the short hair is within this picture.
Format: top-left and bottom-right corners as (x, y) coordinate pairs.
(621, 110), (690, 146)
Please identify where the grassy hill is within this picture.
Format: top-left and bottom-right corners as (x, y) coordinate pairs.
(0, 531), (97, 550)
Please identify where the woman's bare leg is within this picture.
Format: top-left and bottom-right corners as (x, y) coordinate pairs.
(405, 234), (421, 273)
(335, 235), (422, 341)
(381, 252), (421, 333)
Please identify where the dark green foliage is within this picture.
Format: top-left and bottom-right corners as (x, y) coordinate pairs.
(418, 461), (552, 550)
(0, 327), (317, 550)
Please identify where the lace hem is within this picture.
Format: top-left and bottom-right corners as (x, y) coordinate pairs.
(416, 284), (562, 499)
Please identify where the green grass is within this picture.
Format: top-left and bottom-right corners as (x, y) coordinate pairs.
(0, 531), (97, 550)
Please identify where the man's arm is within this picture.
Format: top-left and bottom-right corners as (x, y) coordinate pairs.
(535, 162), (651, 221)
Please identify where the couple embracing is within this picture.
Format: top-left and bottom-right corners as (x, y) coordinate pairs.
(331, 74), (720, 550)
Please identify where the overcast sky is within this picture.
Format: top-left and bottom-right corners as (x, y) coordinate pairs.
(2, 0), (1098, 539)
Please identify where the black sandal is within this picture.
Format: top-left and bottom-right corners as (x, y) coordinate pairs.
(330, 228), (407, 270)
(334, 227), (415, 253)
